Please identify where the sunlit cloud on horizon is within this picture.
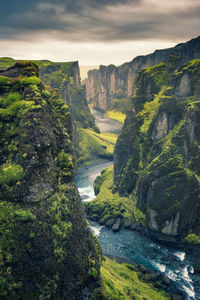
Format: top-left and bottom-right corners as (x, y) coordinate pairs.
(0, 0), (199, 65)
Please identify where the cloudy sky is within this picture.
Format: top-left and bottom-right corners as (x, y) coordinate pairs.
(0, 0), (199, 65)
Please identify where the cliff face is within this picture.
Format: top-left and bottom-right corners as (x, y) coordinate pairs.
(85, 63), (129, 111)
(85, 36), (200, 112)
(0, 63), (101, 299)
(114, 59), (200, 243)
(39, 60), (96, 130)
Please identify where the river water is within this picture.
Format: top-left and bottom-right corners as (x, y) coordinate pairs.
(90, 108), (123, 134)
(76, 109), (200, 300)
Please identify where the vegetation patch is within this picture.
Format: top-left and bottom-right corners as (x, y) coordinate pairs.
(106, 110), (126, 123)
(101, 257), (170, 299)
(0, 163), (24, 185)
(184, 233), (200, 244)
(85, 167), (145, 229)
(77, 128), (116, 165)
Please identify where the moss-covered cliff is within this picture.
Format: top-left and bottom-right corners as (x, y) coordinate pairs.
(84, 36), (200, 113)
(114, 59), (200, 243)
(0, 58), (100, 166)
(0, 62), (101, 299)
(0, 58), (96, 131)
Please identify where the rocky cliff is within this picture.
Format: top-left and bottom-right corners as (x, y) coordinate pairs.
(84, 63), (129, 111)
(84, 36), (200, 112)
(0, 62), (101, 299)
(39, 60), (96, 130)
(114, 59), (200, 243)
(0, 58), (96, 131)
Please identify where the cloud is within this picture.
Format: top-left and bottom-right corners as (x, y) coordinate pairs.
(0, 0), (199, 43)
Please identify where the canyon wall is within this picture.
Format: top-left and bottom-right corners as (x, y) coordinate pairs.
(0, 62), (101, 299)
(113, 58), (200, 243)
(84, 36), (200, 112)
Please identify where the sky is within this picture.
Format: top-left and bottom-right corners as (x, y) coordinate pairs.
(0, 0), (199, 66)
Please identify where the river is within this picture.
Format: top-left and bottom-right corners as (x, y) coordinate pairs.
(76, 108), (200, 300)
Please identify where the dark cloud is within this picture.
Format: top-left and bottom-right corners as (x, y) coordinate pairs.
(0, 0), (199, 42)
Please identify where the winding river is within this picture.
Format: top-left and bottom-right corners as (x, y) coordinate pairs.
(76, 109), (200, 300)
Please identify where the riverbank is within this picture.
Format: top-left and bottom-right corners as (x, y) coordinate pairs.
(76, 161), (199, 300)
(101, 256), (172, 300)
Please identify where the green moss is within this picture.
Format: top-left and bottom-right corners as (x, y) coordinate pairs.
(143, 63), (170, 87)
(0, 92), (22, 107)
(138, 86), (168, 134)
(29, 232), (35, 239)
(16, 209), (36, 222)
(90, 267), (98, 279)
(20, 76), (41, 86)
(57, 150), (73, 168)
(52, 221), (72, 239)
(0, 163), (24, 185)
(0, 76), (11, 85)
(184, 233), (200, 244)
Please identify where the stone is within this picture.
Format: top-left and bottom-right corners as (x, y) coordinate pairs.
(162, 275), (170, 285)
(124, 218), (132, 228)
(171, 295), (183, 300)
(130, 222), (139, 231)
(112, 218), (121, 231)
(105, 218), (115, 227)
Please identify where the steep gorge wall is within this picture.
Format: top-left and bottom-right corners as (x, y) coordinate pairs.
(84, 36), (200, 112)
(0, 62), (101, 299)
(113, 59), (200, 243)
(39, 60), (96, 130)
(0, 58), (96, 130)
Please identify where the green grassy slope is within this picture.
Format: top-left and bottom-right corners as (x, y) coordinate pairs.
(100, 257), (170, 300)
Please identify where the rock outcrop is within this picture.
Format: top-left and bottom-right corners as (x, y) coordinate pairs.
(0, 62), (101, 299)
(113, 59), (200, 243)
(84, 36), (200, 112)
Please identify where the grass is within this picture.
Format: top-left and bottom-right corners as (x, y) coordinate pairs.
(101, 257), (170, 300)
(138, 86), (168, 134)
(0, 58), (15, 70)
(87, 129), (118, 145)
(85, 166), (145, 225)
(106, 110), (126, 123)
(77, 128), (117, 165)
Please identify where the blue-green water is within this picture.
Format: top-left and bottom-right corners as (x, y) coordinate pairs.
(76, 160), (200, 300)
